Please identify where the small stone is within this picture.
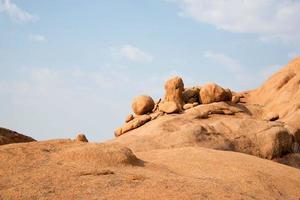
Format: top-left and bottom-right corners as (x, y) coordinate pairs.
(192, 102), (199, 107)
(183, 103), (194, 110)
(159, 101), (180, 114)
(232, 95), (240, 103)
(263, 112), (279, 121)
(114, 127), (123, 137)
(152, 98), (161, 112)
(125, 114), (134, 123)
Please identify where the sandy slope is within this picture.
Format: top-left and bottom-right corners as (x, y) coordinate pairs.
(0, 140), (299, 200)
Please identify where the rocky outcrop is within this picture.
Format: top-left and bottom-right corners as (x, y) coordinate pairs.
(111, 102), (299, 159)
(0, 127), (35, 145)
(112, 58), (300, 168)
(115, 77), (238, 137)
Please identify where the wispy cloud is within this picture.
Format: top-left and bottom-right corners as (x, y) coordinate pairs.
(203, 50), (286, 89)
(29, 34), (46, 42)
(170, 0), (300, 44)
(260, 64), (282, 79)
(118, 45), (153, 63)
(203, 51), (243, 74)
(0, 0), (38, 22)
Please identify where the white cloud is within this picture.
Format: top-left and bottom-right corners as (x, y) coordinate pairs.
(29, 34), (46, 42)
(202, 51), (288, 90)
(0, 0), (38, 22)
(119, 45), (153, 62)
(170, 0), (300, 43)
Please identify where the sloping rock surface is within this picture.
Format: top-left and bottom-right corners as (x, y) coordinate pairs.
(0, 140), (299, 200)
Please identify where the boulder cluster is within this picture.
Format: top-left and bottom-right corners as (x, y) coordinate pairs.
(115, 76), (240, 137)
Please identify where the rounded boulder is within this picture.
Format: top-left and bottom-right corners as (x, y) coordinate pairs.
(199, 83), (228, 104)
(131, 95), (155, 115)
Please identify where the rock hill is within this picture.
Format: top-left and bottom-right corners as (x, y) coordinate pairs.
(0, 127), (35, 145)
(112, 57), (300, 168)
(1, 58), (300, 200)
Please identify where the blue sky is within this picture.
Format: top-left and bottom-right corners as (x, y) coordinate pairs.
(1, 0), (300, 141)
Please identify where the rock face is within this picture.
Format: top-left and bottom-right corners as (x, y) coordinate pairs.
(164, 76), (184, 109)
(0, 127), (35, 145)
(131, 95), (155, 115)
(199, 83), (229, 104)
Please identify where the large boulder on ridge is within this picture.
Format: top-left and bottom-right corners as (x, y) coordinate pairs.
(199, 83), (230, 104)
(131, 95), (155, 115)
(164, 76), (184, 109)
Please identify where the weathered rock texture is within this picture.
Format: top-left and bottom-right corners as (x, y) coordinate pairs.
(0, 140), (300, 200)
